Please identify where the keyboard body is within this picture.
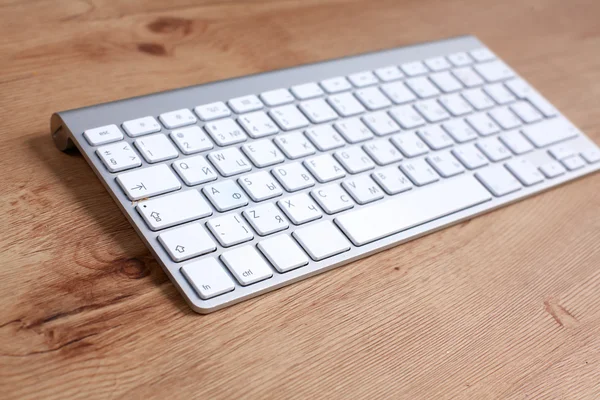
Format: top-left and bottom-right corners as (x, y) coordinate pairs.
(51, 35), (600, 314)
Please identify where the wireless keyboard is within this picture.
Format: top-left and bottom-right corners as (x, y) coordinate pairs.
(51, 36), (600, 313)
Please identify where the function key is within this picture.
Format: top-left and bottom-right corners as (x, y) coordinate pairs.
(447, 52), (473, 67)
(424, 56), (451, 71)
(159, 108), (197, 129)
(291, 82), (324, 100)
(122, 116), (161, 137)
(470, 48), (496, 62)
(228, 95), (263, 114)
(83, 124), (123, 146)
(194, 101), (231, 121)
(320, 76), (352, 93)
(260, 88), (295, 106)
(347, 71), (379, 87)
(374, 66), (404, 82)
(181, 258), (235, 300)
(400, 61), (429, 76)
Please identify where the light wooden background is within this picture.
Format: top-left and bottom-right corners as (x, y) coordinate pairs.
(1, 0), (599, 398)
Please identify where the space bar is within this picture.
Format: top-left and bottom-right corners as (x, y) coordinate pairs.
(334, 175), (492, 246)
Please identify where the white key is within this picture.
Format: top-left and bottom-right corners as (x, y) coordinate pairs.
(170, 126), (214, 154)
(84, 124), (123, 146)
(381, 82), (416, 104)
(135, 134), (179, 163)
(173, 155), (218, 186)
(475, 165), (521, 196)
(158, 223), (217, 262)
(462, 88), (495, 110)
(438, 94), (473, 116)
(116, 164), (181, 200)
(477, 137), (511, 162)
(425, 56), (451, 71)
(203, 180), (249, 212)
(354, 87), (391, 110)
(204, 118), (247, 146)
(414, 100), (450, 122)
(159, 108), (197, 129)
(137, 190), (213, 231)
(269, 105), (310, 131)
(405, 77), (440, 98)
(510, 102), (543, 124)
(327, 93), (366, 117)
(470, 48), (495, 62)
(304, 154), (346, 183)
(466, 113), (501, 136)
(448, 52), (473, 66)
(581, 148), (600, 164)
(272, 162), (315, 191)
(194, 101), (231, 121)
(361, 111), (400, 136)
(221, 246), (273, 285)
(122, 116), (161, 137)
(452, 67), (484, 87)
(499, 130), (533, 155)
(243, 203), (289, 236)
(258, 234), (309, 273)
(505, 159), (544, 186)
(400, 61), (429, 76)
(442, 119), (478, 143)
(207, 213), (253, 247)
(291, 82), (324, 99)
(238, 111), (279, 138)
(305, 125), (345, 151)
(242, 139), (285, 167)
(484, 83), (516, 104)
(363, 139), (403, 165)
(452, 144), (489, 170)
(299, 98), (338, 123)
(208, 147), (252, 177)
(429, 71), (462, 93)
(505, 79), (558, 117)
(374, 66), (404, 82)
(521, 118), (578, 148)
(278, 193), (322, 225)
(311, 184), (354, 214)
(335, 175), (491, 246)
(97, 142), (141, 173)
(228, 95), (263, 113)
(561, 155), (586, 171)
(488, 107), (522, 130)
(400, 159), (439, 186)
(391, 131), (429, 158)
(293, 221), (351, 261)
(342, 175), (384, 204)
(334, 147), (376, 174)
(427, 151), (465, 177)
(320, 76), (352, 93)
(260, 88), (294, 106)
(274, 132), (316, 159)
(372, 167), (412, 195)
(416, 126), (454, 150)
(181, 258), (235, 300)
(333, 118), (374, 143)
(239, 171), (283, 202)
(389, 105), (426, 129)
(348, 71), (378, 87)
(539, 161), (566, 178)
(548, 143), (575, 160)
(474, 61), (514, 82)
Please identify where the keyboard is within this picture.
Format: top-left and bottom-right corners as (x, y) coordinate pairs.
(51, 35), (600, 313)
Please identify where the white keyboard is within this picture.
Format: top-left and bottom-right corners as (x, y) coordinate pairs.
(51, 36), (600, 313)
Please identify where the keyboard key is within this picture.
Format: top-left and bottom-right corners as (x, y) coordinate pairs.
(442, 120), (478, 143)
(505, 159), (544, 186)
(462, 88), (495, 110)
(311, 184), (354, 214)
(327, 93), (366, 117)
(122, 116), (161, 137)
(243, 203), (289, 236)
(134, 134), (178, 163)
(447, 52), (473, 66)
(438, 94), (473, 116)
(260, 88), (294, 106)
(96, 142), (141, 173)
(299, 98), (338, 123)
(242, 139), (285, 168)
(320, 76), (352, 93)
(581, 148), (600, 164)
(505, 79), (558, 117)
(474, 61), (514, 82)
(416, 126), (454, 150)
(333, 118), (374, 143)
(470, 48), (495, 62)
(194, 101), (231, 121)
(381, 81), (416, 104)
(278, 193), (323, 225)
(452, 67), (484, 88)
(342, 175), (384, 204)
(239, 171), (283, 202)
(159, 109), (197, 129)
(305, 125), (346, 151)
(521, 118), (578, 148)
(391, 131), (429, 158)
(429, 71), (463, 93)
(335, 175), (491, 246)
(348, 71), (379, 87)
(561, 155), (586, 171)
(405, 77), (440, 98)
(354, 87), (392, 110)
(291, 82), (324, 99)
(414, 100), (450, 122)
(238, 111), (279, 138)
(374, 66), (404, 82)
(425, 56), (451, 71)
(334, 147), (376, 174)
(499, 130), (534, 155)
(361, 111), (400, 136)
(137, 190), (213, 231)
(258, 234), (309, 273)
(84, 124), (123, 146)
(548, 143), (575, 160)
(539, 161), (566, 178)
(221, 245), (273, 285)
(293, 221), (351, 260)
(389, 105), (426, 129)
(269, 105), (310, 131)
(466, 113), (501, 136)
(477, 137), (511, 162)
(207, 213), (254, 247)
(363, 139), (403, 165)
(427, 151), (465, 177)
(203, 180), (249, 212)
(204, 118), (247, 146)
(173, 155), (218, 186)
(400, 61), (429, 76)
(170, 125), (214, 154)
(272, 162), (315, 192)
(158, 223), (217, 262)
(488, 107), (522, 130)
(400, 159), (439, 186)
(304, 154), (346, 182)
(475, 165), (521, 196)
(117, 164), (181, 200)
(228, 95), (263, 113)
(510, 101), (543, 124)
(208, 147), (252, 177)
(371, 167), (412, 195)
(484, 83), (516, 104)
(452, 144), (489, 170)
(181, 258), (235, 300)
(274, 132), (316, 159)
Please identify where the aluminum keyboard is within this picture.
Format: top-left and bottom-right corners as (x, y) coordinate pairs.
(51, 36), (600, 313)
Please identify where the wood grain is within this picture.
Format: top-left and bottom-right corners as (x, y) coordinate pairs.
(1, 0), (599, 398)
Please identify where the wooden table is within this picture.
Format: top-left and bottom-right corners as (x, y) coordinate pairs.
(1, 0), (599, 398)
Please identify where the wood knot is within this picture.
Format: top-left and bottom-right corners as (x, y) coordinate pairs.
(137, 43), (167, 56)
(116, 257), (151, 280)
(147, 17), (192, 35)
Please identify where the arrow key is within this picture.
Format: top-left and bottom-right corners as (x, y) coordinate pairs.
(158, 223), (217, 262)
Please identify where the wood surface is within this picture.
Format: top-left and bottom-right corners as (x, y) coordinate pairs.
(1, 0), (599, 398)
